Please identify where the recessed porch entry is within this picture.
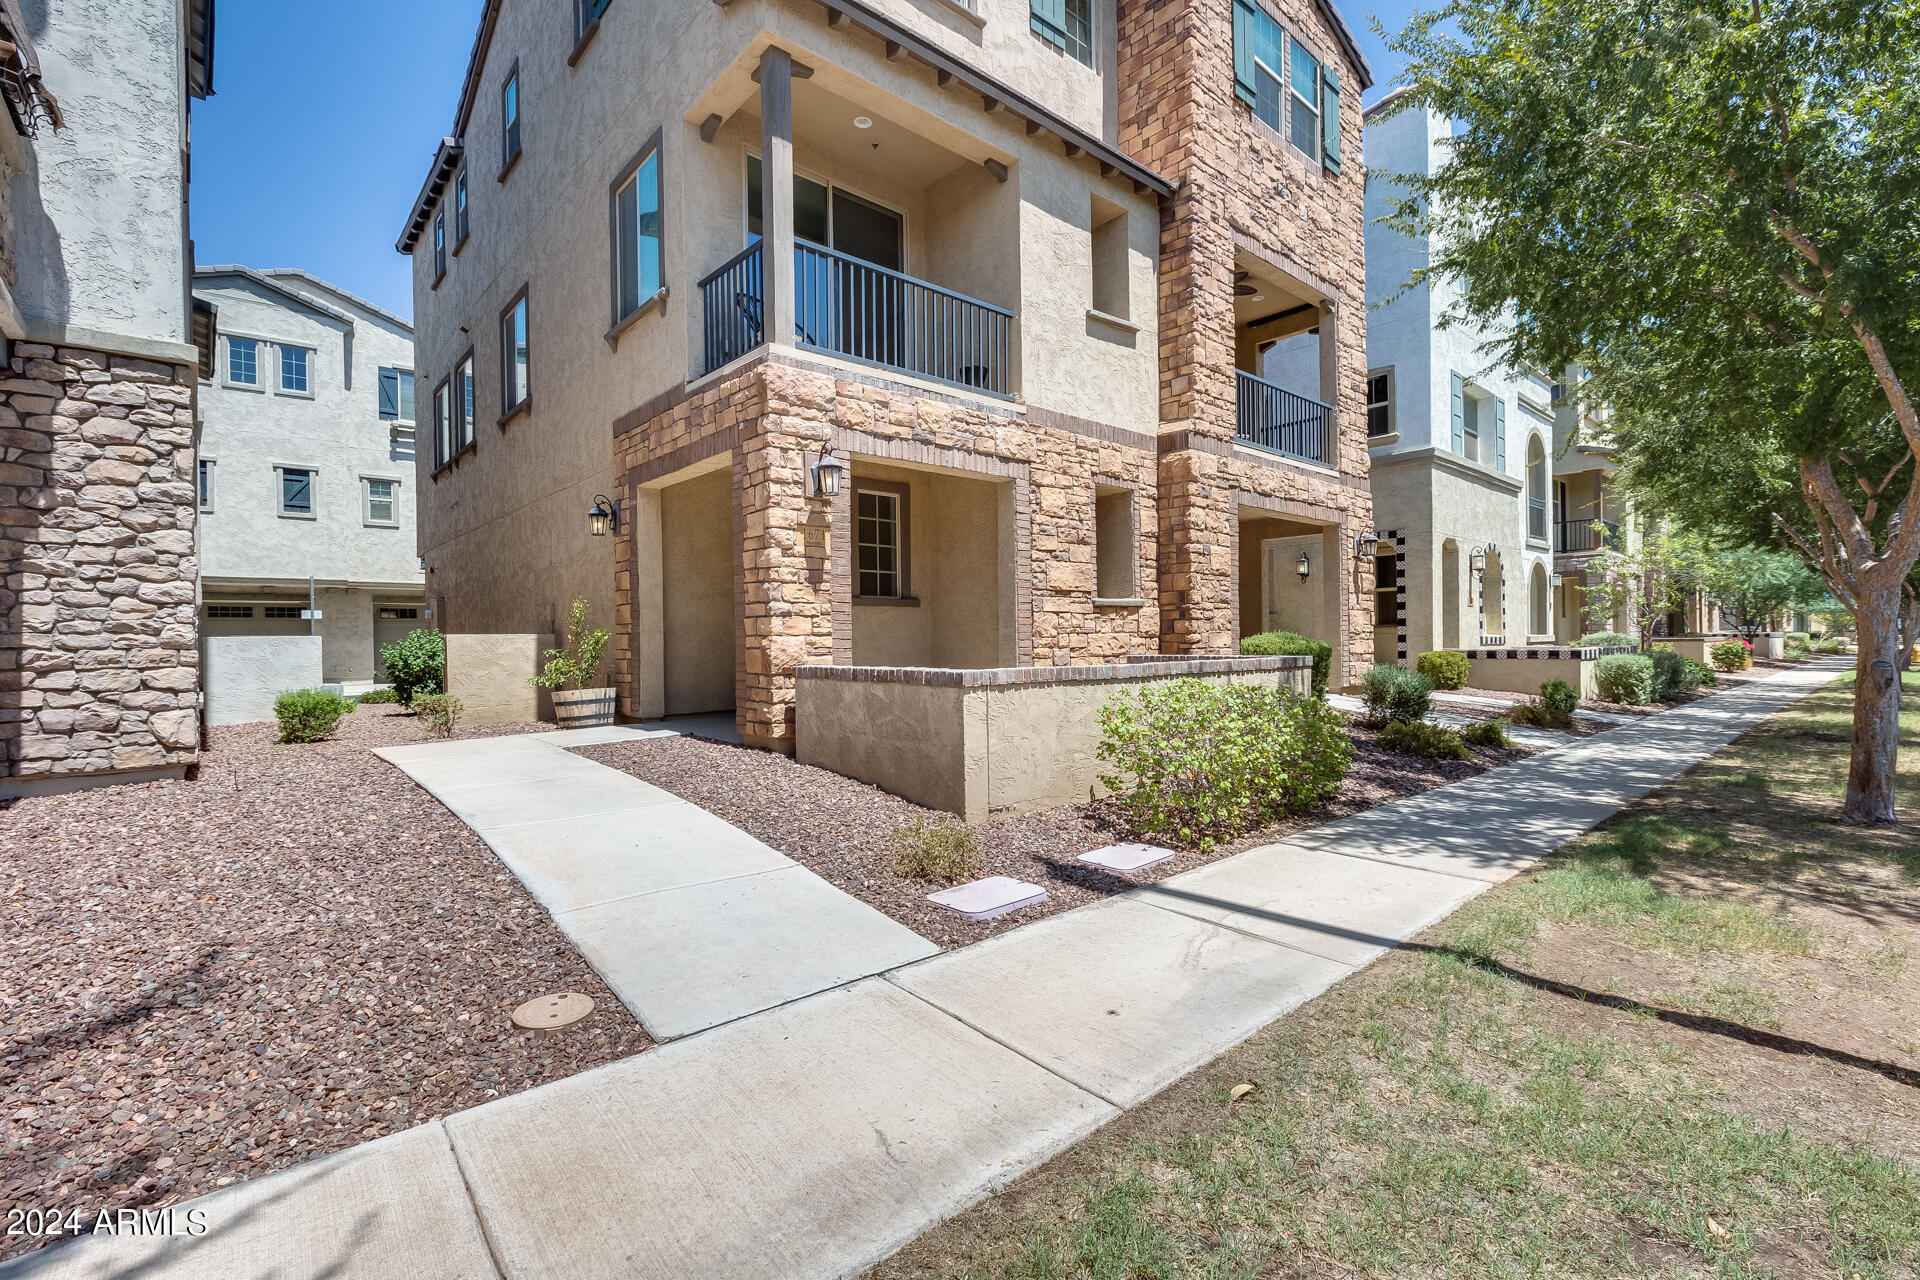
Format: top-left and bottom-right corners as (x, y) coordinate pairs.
(698, 73), (1016, 397)
(1239, 508), (1345, 682)
(1234, 251), (1337, 468)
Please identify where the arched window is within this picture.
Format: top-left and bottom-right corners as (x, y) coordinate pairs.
(1531, 561), (1550, 637)
(1526, 435), (1547, 542)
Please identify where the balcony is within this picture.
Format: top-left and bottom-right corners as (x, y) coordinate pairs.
(699, 240), (1014, 398)
(1235, 369), (1335, 467)
(1556, 517), (1619, 554)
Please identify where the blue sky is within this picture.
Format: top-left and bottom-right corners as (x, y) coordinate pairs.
(188, 0), (1420, 323)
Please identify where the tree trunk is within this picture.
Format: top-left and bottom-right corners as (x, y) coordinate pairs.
(1845, 581), (1904, 825)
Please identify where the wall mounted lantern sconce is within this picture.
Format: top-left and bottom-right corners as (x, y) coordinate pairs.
(1295, 550), (1311, 582)
(810, 446), (847, 498)
(587, 494), (620, 537)
(1355, 532), (1380, 562)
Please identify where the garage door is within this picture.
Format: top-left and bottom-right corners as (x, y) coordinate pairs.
(374, 606), (426, 681)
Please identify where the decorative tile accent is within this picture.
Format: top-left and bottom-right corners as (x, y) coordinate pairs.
(1459, 645), (1638, 660)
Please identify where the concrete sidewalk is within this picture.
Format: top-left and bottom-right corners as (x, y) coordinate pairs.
(5, 660), (1846, 1280)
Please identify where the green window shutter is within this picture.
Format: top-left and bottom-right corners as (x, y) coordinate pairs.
(1232, 0), (1258, 106)
(1450, 372), (1465, 453)
(1321, 64), (1341, 173)
(377, 367), (399, 420)
(592, 0), (611, 15)
(1031, 0), (1067, 48)
(1494, 398), (1508, 470)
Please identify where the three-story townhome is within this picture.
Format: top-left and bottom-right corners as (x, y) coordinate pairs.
(400, 0), (1373, 750)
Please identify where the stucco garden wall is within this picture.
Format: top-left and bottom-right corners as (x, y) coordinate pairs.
(796, 655), (1313, 820)
(446, 633), (554, 726)
(202, 635), (323, 727)
(1462, 645), (1637, 700)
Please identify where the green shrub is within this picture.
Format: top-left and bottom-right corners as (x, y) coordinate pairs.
(1594, 653), (1656, 705)
(1810, 635), (1845, 654)
(1577, 631), (1638, 649)
(1688, 659), (1719, 687)
(274, 688), (353, 744)
(1415, 650), (1470, 690)
(1360, 664), (1434, 725)
(1782, 637), (1810, 659)
(1239, 630), (1333, 697)
(1710, 639), (1753, 672)
(533, 598), (613, 691)
(412, 691), (463, 738)
(889, 818), (983, 884)
(1510, 702), (1555, 729)
(1379, 719), (1470, 760)
(1784, 632), (1811, 645)
(379, 629), (445, 705)
(1649, 648), (1698, 702)
(1461, 719), (1512, 749)
(355, 687), (400, 705)
(1539, 680), (1580, 720)
(1097, 678), (1352, 850)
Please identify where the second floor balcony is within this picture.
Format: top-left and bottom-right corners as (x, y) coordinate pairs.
(1235, 370), (1335, 467)
(1556, 517), (1619, 554)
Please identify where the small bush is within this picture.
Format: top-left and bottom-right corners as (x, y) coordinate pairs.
(1811, 636), (1845, 654)
(1360, 664), (1434, 725)
(1239, 630), (1333, 697)
(380, 629), (446, 705)
(1461, 719), (1512, 749)
(1688, 659), (1718, 687)
(1710, 639), (1752, 672)
(1379, 719), (1470, 760)
(1649, 648), (1698, 702)
(1510, 701), (1555, 729)
(355, 687), (400, 705)
(1539, 680), (1580, 721)
(1594, 653), (1656, 705)
(1782, 637), (1810, 659)
(1098, 678), (1353, 850)
(889, 818), (983, 884)
(1415, 650), (1470, 690)
(274, 688), (352, 744)
(534, 598), (613, 692)
(1784, 631), (1811, 645)
(1577, 631), (1638, 649)
(412, 691), (463, 738)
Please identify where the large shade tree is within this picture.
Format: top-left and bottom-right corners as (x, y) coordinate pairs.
(1381, 0), (1920, 823)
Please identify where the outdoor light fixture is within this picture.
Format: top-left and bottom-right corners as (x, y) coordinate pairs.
(1355, 532), (1380, 561)
(810, 446), (847, 498)
(587, 495), (620, 537)
(1550, 573), (1565, 591)
(1295, 550), (1311, 582)
(853, 115), (874, 130)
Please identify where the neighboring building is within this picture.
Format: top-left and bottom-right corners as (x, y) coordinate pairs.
(399, 0), (1375, 749)
(0, 0), (216, 795)
(1548, 364), (1637, 636)
(1363, 99), (1605, 658)
(193, 267), (425, 684)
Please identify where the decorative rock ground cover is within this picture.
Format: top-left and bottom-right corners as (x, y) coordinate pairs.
(572, 717), (1533, 949)
(0, 706), (652, 1261)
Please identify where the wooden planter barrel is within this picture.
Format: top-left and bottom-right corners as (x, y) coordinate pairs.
(550, 686), (617, 729)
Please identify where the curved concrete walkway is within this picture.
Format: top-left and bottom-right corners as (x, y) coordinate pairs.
(5, 661), (1847, 1280)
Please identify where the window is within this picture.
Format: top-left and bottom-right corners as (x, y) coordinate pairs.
(611, 145), (662, 326)
(264, 605), (304, 620)
(206, 604), (252, 619)
(454, 170), (469, 247)
(1031, 0), (1093, 68)
(1527, 436), (1548, 541)
(433, 211), (447, 282)
(433, 378), (451, 470)
(454, 352), (475, 450)
(378, 367), (416, 423)
(279, 345), (311, 394)
(1374, 551), (1402, 626)
(277, 466), (315, 519)
(1239, 2), (1286, 133)
(1366, 369), (1393, 437)
(1289, 40), (1320, 160)
(746, 157), (904, 269)
(855, 485), (908, 599)
(379, 607), (420, 621)
(500, 292), (530, 415)
(1233, 0), (1342, 172)
(1094, 485), (1137, 600)
(1451, 373), (1504, 466)
(501, 66), (521, 173)
(197, 458), (214, 512)
(227, 336), (258, 386)
(1090, 197), (1128, 320)
(364, 477), (398, 526)
(574, 0), (609, 43)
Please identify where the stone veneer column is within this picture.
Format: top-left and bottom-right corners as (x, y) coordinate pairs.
(1, 343), (201, 785)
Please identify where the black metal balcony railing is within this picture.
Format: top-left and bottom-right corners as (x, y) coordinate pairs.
(1235, 369), (1335, 467)
(1556, 517), (1620, 553)
(698, 241), (1014, 398)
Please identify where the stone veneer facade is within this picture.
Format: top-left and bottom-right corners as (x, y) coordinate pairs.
(0, 342), (201, 785)
(1119, 0), (1376, 675)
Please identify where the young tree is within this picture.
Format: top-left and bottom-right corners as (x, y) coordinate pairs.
(1382, 0), (1920, 823)
(1697, 546), (1828, 637)
(1579, 523), (1705, 649)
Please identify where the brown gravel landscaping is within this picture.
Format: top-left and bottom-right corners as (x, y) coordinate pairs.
(573, 716), (1534, 949)
(0, 706), (652, 1261)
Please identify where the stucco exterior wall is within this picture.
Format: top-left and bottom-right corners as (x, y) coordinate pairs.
(446, 632), (554, 726)
(202, 635), (324, 727)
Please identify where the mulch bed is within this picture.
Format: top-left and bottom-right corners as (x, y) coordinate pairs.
(0, 707), (652, 1260)
(573, 717), (1532, 949)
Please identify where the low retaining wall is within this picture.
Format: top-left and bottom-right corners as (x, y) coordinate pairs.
(795, 656), (1314, 822)
(446, 634), (554, 726)
(203, 635), (324, 726)
(1459, 644), (1638, 699)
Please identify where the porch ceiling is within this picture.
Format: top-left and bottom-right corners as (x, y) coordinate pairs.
(741, 78), (975, 191)
(1233, 251), (1323, 332)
